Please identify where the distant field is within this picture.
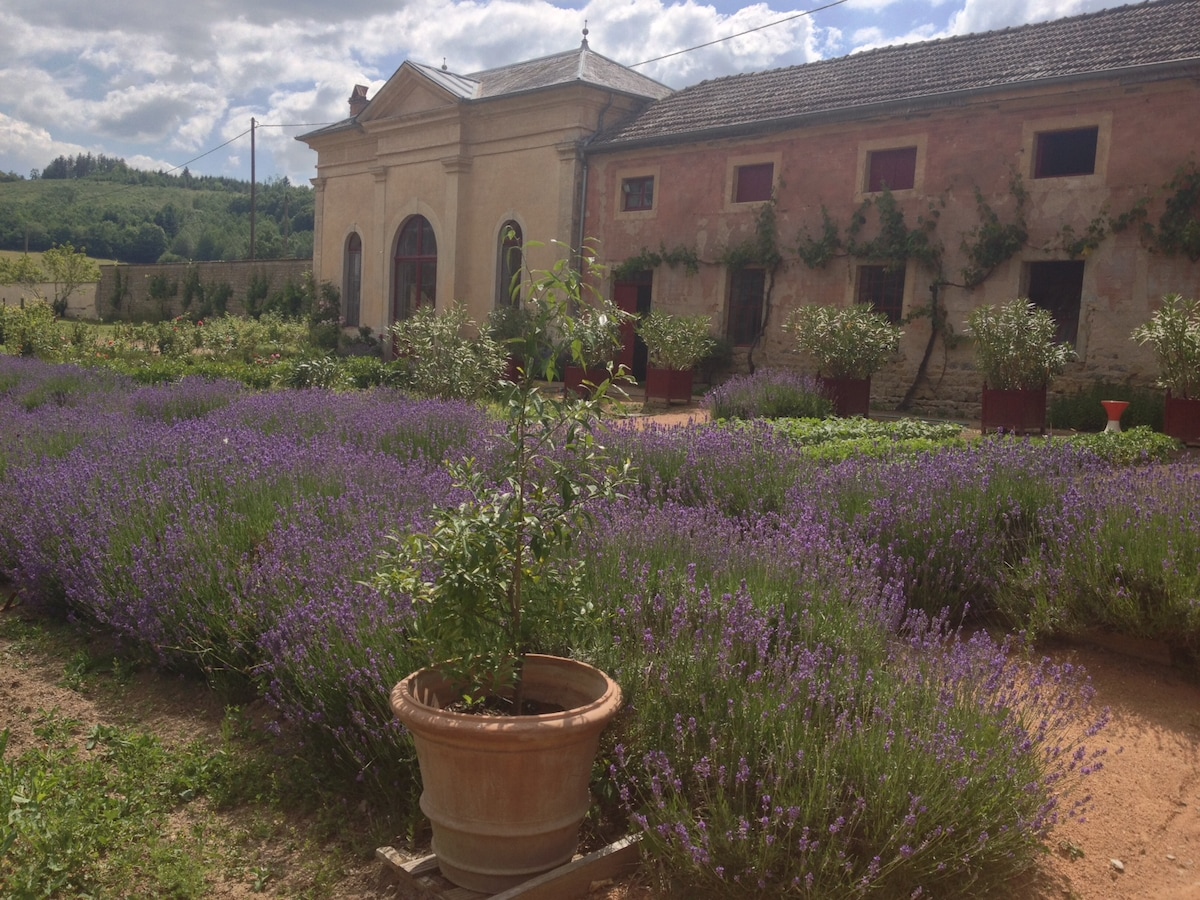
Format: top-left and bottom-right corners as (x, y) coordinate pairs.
(0, 248), (114, 268)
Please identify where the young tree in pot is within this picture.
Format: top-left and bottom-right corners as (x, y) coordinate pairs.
(1131, 292), (1200, 443)
(376, 244), (633, 893)
(784, 304), (902, 417)
(635, 312), (715, 403)
(966, 297), (1075, 434)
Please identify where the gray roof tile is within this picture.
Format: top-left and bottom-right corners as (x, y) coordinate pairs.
(593, 0), (1200, 148)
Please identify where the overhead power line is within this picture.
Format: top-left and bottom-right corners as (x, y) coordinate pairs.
(631, 0), (852, 68)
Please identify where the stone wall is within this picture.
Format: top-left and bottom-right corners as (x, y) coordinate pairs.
(94, 259), (313, 321)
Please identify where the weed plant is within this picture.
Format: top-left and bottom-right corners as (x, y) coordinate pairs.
(0, 713), (264, 898)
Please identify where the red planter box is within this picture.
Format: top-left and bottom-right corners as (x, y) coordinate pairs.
(1164, 392), (1200, 445)
(644, 367), (694, 404)
(563, 365), (610, 398)
(818, 376), (871, 418)
(981, 386), (1047, 435)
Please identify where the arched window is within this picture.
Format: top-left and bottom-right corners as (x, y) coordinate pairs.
(344, 233), (362, 327)
(496, 222), (523, 308)
(392, 216), (437, 322)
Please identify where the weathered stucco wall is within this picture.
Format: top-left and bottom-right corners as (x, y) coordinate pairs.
(94, 259), (312, 321)
(305, 73), (654, 339)
(586, 74), (1200, 418)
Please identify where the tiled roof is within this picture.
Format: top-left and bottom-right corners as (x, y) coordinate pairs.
(466, 44), (672, 101)
(593, 0), (1200, 148)
(298, 43), (670, 142)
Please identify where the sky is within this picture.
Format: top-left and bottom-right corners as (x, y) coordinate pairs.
(0, 0), (1145, 186)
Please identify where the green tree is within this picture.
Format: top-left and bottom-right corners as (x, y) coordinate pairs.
(40, 243), (101, 315)
(0, 244), (100, 317)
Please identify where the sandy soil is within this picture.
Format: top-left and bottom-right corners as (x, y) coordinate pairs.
(4, 615), (1198, 899)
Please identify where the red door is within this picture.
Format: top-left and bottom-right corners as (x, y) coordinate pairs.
(614, 273), (652, 381)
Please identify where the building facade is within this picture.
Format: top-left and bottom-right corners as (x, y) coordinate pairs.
(302, 0), (1200, 416)
(298, 40), (669, 338)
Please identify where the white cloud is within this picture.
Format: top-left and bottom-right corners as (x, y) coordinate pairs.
(0, 112), (91, 177)
(0, 0), (1142, 183)
(947, 0), (1114, 35)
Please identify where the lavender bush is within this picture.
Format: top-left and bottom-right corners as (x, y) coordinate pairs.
(704, 368), (832, 421)
(2, 356), (1168, 894)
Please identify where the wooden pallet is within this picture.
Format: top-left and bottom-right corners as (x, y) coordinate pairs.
(376, 835), (641, 900)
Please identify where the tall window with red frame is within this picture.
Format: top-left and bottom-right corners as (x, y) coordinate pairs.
(393, 216), (437, 322)
(344, 232), (362, 327)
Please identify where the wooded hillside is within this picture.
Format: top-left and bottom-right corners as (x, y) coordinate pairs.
(0, 155), (314, 264)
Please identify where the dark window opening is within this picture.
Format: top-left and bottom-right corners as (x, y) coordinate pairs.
(1025, 260), (1084, 345)
(393, 216), (437, 323)
(496, 222), (523, 307)
(727, 268), (765, 345)
(344, 232), (362, 328)
(1034, 127), (1098, 178)
(622, 176), (654, 211)
(856, 264), (906, 325)
(734, 163), (774, 203)
(866, 147), (917, 192)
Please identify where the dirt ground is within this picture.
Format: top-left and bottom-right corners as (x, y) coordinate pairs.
(3, 615), (1198, 899)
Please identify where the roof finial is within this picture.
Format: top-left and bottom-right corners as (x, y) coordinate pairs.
(581, 20), (589, 49)
(441, 57), (448, 71)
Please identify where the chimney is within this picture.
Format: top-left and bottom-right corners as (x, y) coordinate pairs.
(349, 84), (369, 117)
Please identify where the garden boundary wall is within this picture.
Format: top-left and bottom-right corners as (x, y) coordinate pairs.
(93, 259), (313, 321)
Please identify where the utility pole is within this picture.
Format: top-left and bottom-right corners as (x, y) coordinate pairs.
(250, 117), (257, 261)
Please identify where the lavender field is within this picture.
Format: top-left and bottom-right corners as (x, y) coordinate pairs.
(2, 356), (1197, 897)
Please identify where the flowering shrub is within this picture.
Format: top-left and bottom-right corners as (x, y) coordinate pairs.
(784, 303), (902, 380)
(1131, 292), (1200, 399)
(967, 298), (1075, 390)
(16, 355), (1200, 894)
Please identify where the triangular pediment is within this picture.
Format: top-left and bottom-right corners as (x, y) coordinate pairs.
(359, 62), (476, 123)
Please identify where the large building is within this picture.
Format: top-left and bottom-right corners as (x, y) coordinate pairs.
(300, 0), (1200, 416)
(298, 40), (669, 335)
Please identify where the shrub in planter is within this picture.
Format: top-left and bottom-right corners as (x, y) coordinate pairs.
(967, 298), (1075, 434)
(636, 312), (715, 402)
(784, 304), (901, 416)
(1131, 293), (1200, 442)
(635, 312), (715, 372)
(560, 294), (630, 397)
(784, 304), (902, 381)
(967, 298), (1074, 391)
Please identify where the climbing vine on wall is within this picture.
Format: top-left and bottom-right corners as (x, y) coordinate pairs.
(718, 197), (784, 371)
(611, 242), (700, 281)
(847, 189), (944, 275)
(959, 173), (1028, 287)
(1143, 161), (1200, 262)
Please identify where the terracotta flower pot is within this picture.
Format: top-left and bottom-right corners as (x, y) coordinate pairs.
(391, 655), (622, 893)
(980, 386), (1047, 435)
(644, 366), (694, 403)
(818, 376), (871, 418)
